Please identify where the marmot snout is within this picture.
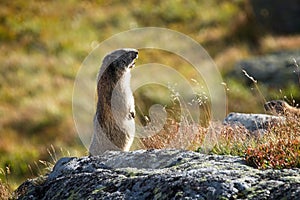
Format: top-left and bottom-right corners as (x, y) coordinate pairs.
(89, 48), (138, 155)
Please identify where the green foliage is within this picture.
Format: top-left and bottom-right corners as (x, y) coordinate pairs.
(246, 139), (300, 169)
(209, 125), (255, 157)
(1, 149), (39, 176)
(225, 78), (263, 113)
(245, 113), (300, 169)
(0, 1), (300, 196)
(195, 113), (300, 170)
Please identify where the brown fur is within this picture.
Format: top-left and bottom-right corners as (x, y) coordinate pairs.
(89, 48), (138, 155)
(264, 100), (300, 117)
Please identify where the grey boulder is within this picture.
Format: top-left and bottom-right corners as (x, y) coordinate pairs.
(232, 50), (300, 87)
(223, 112), (285, 134)
(15, 149), (300, 200)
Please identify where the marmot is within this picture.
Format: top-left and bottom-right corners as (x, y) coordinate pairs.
(264, 100), (300, 117)
(89, 48), (138, 155)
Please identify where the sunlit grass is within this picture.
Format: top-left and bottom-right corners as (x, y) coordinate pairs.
(0, 178), (11, 200)
(245, 112), (300, 169)
(138, 67), (300, 170)
(1, 1), (300, 197)
(140, 104), (300, 169)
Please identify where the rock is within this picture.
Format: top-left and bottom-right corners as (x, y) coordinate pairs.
(249, 0), (300, 33)
(14, 149), (300, 199)
(223, 112), (285, 133)
(232, 50), (300, 87)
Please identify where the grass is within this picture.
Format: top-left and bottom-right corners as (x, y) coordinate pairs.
(0, 167), (11, 200)
(0, 182), (11, 200)
(1, 0), (300, 198)
(137, 65), (300, 170)
(208, 66), (299, 169)
(138, 96), (300, 169)
(137, 106), (300, 170)
(245, 112), (300, 169)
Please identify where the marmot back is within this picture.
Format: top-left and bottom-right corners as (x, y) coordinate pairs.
(89, 48), (138, 155)
(264, 100), (300, 117)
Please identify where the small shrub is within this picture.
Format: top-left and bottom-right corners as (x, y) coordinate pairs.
(245, 112), (300, 169)
(141, 99), (300, 170)
(209, 124), (254, 157)
(245, 139), (300, 169)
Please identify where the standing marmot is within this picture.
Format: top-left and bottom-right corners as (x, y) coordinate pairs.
(264, 100), (300, 117)
(89, 48), (138, 155)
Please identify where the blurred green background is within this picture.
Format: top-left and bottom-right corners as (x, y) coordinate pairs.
(0, 0), (299, 189)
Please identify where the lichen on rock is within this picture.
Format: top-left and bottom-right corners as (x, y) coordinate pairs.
(14, 149), (300, 199)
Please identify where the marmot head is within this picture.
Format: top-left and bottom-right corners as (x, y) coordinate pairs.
(264, 100), (286, 115)
(102, 48), (138, 73)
